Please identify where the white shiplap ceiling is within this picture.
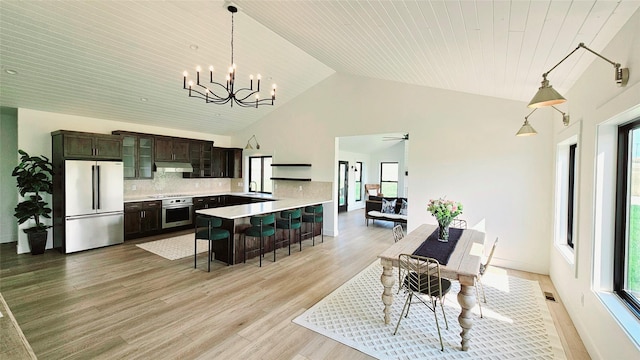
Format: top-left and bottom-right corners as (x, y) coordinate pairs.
(1, 1), (638, 136)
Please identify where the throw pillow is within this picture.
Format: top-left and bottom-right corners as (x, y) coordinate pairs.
(399, 199), (408, 215)
(381, 199), (397, 214)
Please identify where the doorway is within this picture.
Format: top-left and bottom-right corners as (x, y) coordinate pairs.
(338, 160), (348, 212)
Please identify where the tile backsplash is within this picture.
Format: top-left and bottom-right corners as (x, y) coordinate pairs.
(123, 173), (331, 201)
(124, 172), (237, 198)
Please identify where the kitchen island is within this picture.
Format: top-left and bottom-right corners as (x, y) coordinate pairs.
(196, 197), (331, 265)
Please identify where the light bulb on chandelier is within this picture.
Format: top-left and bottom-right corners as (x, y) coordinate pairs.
(182, 5), (277, 108)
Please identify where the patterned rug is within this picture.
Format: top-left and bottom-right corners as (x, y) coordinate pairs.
(136, 234), (209, 260)
(293, 261), (567, 359)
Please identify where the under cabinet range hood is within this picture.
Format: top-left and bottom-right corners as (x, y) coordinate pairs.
(154, 162), (193, 173)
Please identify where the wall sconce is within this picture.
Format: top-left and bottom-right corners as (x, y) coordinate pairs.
(244, 134), (260, 150)
(528, 42), (629, 108)
(516, 106), (569, 137)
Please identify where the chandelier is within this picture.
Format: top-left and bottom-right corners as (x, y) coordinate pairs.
(182, 5), (276, 108)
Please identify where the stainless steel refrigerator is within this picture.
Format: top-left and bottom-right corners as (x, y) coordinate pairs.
(64, 160), (124, 253)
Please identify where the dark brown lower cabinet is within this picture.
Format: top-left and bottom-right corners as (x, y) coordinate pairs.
(124, 201), (161, 239)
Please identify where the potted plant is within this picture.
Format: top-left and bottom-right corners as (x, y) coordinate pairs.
(12, 149), (54, 255)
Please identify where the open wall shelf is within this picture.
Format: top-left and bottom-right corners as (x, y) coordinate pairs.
(270, 177), (312, 181)
(270, 163), (312, 181)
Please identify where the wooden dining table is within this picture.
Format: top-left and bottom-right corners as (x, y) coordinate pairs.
(378, 223), (485, 351)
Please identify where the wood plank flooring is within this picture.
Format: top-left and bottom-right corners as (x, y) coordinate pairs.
(0, 209), (589, 359)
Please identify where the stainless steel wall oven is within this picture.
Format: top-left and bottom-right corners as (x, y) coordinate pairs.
(161, 197), (193, 229)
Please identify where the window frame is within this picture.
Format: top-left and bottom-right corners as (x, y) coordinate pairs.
(355, 161), (363, 202)
(614, 119), (640, 319)
(567, 143), (577, 249)
(380, 162), (399, 198)
(248, 156), (273, 194)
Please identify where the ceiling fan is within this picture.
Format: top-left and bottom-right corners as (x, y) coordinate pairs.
(382, 133), (409, 141)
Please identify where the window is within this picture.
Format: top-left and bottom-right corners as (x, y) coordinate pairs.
(614, 119), (640, 319)
(355, 162), (362, 202)
(249, 156), (272, 194)
(553, 132), (579, 266)
(380, 162), (398, 197)
(567, 144), (577, 248)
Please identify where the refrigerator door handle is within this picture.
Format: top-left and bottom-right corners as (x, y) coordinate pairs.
(91, 165), (96, 210)
(96, 165), (101, 210)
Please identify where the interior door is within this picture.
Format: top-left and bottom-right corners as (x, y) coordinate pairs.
(338, 161), (348, 213)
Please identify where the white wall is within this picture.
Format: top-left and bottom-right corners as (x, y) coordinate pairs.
(14, 108), (232, 253)
(1, 107), (18, 244)
(548, 9), (640, 359)
(233, 72), (554, 274)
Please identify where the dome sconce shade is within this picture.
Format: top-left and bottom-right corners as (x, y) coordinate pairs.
(516, 106), (569, 137)
(528, 43), (629, 109)
(516, 109), (538, 136)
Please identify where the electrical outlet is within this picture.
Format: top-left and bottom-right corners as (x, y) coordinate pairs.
(195, 183), (199, 188)
(238, 182), (242, 186)
(581, 293), (584, 307)
(131, 184), (137, 191)
(299, 186), (303, 191)
(218, 182), (222, 186)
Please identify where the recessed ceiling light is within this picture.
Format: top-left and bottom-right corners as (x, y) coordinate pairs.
(140, 97), (148, 102)
(5, 69), (18, 75)
(190, 44), (199, 50)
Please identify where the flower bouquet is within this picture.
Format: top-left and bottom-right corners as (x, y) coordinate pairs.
(427, 197), (463, 242)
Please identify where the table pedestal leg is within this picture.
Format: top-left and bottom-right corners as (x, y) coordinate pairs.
(457, 275), (477, 351)
(380, 258), (395, 325)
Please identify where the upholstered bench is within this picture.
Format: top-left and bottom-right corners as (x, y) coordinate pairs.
(365, 196), (407, 226)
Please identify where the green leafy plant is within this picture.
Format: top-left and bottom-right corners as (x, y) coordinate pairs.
(12, 149), (54, 233)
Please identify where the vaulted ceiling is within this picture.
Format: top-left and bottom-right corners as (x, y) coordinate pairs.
(1, 1), (637, 135)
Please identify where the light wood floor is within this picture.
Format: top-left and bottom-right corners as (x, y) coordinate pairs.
(0, 209), (589, 359)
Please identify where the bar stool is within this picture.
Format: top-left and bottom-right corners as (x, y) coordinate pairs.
(301, 204), (323, 246)
(276, 208), (302, 253)
(194, 215), (230, 272)
(243, 213), (276, 267)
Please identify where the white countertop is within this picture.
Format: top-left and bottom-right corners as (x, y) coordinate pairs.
(124, 192), (274, 203)
(195, 198), (331, 219)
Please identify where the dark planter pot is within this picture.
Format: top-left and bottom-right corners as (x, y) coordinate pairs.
(26, 230), (47, 255)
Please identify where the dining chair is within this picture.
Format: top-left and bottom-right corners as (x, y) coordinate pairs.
(451, 218), (467, 229)
(394, 254), (451, 351)
(243, 213), (276, 267)
(392, 224), (404, 243)
(476, 237), (498, 318)
(194, 215), (230, 272)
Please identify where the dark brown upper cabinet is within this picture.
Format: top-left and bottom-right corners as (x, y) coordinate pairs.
(112, 131), (154, 179)
(184, 140), (214, 178)
(211, 147), (243, 178)
(155, 137), (190, 162)
(52, 130), (122, 160)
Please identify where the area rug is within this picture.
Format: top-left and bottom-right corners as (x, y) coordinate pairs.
(293, 261), (567, 360)
(136, 234), (208, 260)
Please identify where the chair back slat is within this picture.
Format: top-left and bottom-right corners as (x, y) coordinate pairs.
(392, 225), (404, 242)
